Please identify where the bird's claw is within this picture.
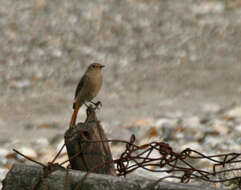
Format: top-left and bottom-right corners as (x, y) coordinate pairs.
(91, 101), (102, 110)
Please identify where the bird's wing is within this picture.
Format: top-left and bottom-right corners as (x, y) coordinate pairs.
(74, 75), (87, 99)
(73, 74), (89, 109)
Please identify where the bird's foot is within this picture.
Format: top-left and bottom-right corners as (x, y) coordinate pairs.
(90, 101), (102, 110)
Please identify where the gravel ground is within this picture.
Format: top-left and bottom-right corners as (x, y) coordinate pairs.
(0, 0), (241, 188)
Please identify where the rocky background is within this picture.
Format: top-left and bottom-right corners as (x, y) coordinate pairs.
(0, 0), (241, 189)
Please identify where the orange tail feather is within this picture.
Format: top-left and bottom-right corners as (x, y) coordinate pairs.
(69, 105), (80, 128)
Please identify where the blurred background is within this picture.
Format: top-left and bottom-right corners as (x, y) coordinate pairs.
(0, 0), (241, 186)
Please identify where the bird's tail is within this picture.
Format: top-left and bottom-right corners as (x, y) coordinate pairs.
(73, 102), (76, 109)
(69, 103), (82, 128)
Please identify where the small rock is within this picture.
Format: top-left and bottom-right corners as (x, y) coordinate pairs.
(226, 106), (241, 118)
(205, 136), (223, 148)
(211, 119), (230, 135)
(34, 138), (49, 146)
(37, 123), (57, 129)
(192, 1), (225, 15)
(200, 103), (220, 113)
(108, 126), (133, 141)
(165, 111), (183, 118)
(181, 142), (204, 153)
(5, 152), (17, 159)
(52, 49), (62, 57)
(154, 118), (177, 128)
(182, 116), (200, 128)
(17, 147), (38, 160)
(31, 0), (47, 11)
(161, 124), (174, 141)
(0, 156), (7, 167)
(147, 127), (159, 138)
(235, 124), (241, 133)
(24, 123), (34, 130)
(0, 148), (9, 156)
(227, 144), (241, 152)
(139, 135), (164, 148)
(158, 99), (173, 106)
(183, 125), (205, 141)
(133, 118), (152, 127)
(176, 131), (184, 139)
(200, 113), (213, 124)
(9, 79), (31, 89)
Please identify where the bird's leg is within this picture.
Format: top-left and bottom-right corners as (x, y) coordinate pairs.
(90, 101), (102, 109)
(69, 105), (80, 128)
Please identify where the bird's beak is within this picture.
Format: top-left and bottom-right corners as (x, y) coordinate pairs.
(100, 64), (105, 68)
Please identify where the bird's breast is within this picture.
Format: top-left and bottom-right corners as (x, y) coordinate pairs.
(86, 73), (102, 100)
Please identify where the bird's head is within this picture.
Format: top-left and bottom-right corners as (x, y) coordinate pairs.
(87, 63), (105, 72)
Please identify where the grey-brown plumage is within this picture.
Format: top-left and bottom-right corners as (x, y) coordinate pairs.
(70, 63), (104, 127)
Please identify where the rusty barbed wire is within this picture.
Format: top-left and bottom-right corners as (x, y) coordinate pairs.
(80, 135), (241, 189)
(121, 139), (240, 187)
(12, 134), (241, 190)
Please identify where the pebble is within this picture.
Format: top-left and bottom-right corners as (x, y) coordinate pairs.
(34, 138), (49, 146)
(235, 124), (241, 133)
(211, 119), (230, 135)
(108, 126), (133, 141)
(36, 123), (56, 129)
(192, 1), (225, 15)
(160, 124), (174, 141)
(180, 142), (204, 153)
(184, 126), (205, 142)
(154, 118), (177, 128)
(0, 156), (7, 168)
(133, 118), (152, 127)
(226, 106), (241, 118)
(16, 147), (38, 160)
(204, 136), (224, 149)
(200, 103), (221, 113)
(0, 148), (9, 157)
(181, 116), (201, 128)
(9, 79), (31, 89)
(139, 136), (162, 146)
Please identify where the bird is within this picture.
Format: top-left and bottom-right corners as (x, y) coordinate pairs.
(69, 63), (104, 127)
